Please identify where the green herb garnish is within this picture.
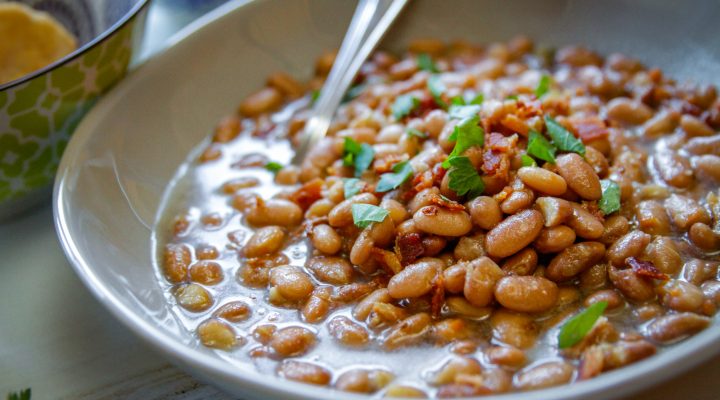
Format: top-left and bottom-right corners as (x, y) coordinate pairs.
(442, 116), (484, 168)
(343, 84), (365, 103)
(521, 154), (537, 167)
(416, 53), (439, 73)
(535, 74), (551, 98)
(448, 104), (481, 120)
(351, 203), (390, 228)
(265, 161), (283, 173)
(469, 93), (484, 105)
(376, 160), (414, 193)
(599, 179), (621, 215)
(310, 89), (320, 103)
(526, 130), (557, 164)
(558, 301), (608, 349)
(392, 94), (420, 120)
(447, 156), (485, 198)
(343, 178), (364, 199)
(343, 138), (375, 176)
(544, 115), (586, 156)
(450, 96), (466, 106)
(427, 75), (447, 108)
(506, 94), (519, 101)
(407, 127), (428, 139)
(7, 389), (31, 400)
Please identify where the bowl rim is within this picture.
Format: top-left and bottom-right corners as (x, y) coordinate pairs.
(53, 0), (720, 399)
(0, 0), (151, 92)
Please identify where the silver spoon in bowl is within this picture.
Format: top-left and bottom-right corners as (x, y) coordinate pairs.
(291, 0), (409, 166)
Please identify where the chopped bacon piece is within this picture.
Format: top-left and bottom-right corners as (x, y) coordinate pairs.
(290, 178), (323, 211)
(626, 257), (669, 281)
(481, 149), (510, 179)
(570, 116), (609, 142)
(373, 154), (408, 174)
(501, 114), (529, 136)
(430, 274), (445, 319)
(395, 232), (424, 266)
(430, 194), (466, 211)
(413, 169), (434, 192)
(372, 248), (403, 275)
(516, 99), (544, 118)
(486, 132), (517, 152)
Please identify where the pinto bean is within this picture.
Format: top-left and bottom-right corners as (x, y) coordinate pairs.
(546, 242), (605, 282)
(683, 134), (720, 155)
(430, 357), (483, 385)
(328, 316), (370, 347)
(556, 153), (602, 200)
(335, 369), (394, 393)
(188, 261), (224, 285)
(311, 224), (342, 255)
(535, 197), (573, 227)
(567, 204), (604, 239)
(490, 309), (538, 349)
(270, 326), (316, 357)
(238, 87), (283, 117)
(413, 206), (473, 236)
(214, 301), (251, 322)
(443, 264), (468, 293)
(246, 198), (303, 227)
(163, 244), (191, 283)
(500, 188), (535, 214)
(681, 114), (715, 137)
(654, 152), (694, 188)
(635, 200), (671, 235)
(244, 226), (286, 257)
(689, 222), (720, 251)
(383, 385), (428, 398)
(302, 286), (332, 323)
(514, 361), (574, 390)
(584, 146), (609, 177)
(278, 360), (331, 386)
(599, 215), (629, 245)
(485, 346), (527, 368)
(665, 194), (711, 231)
(486, 209), (544, 258)
(383, 313), (432, 350)
(584, 289), (624, 310)
(682, 259), (719, 285)
(328, 193), (379, 227)
(518, 167), (567, 195)
(354, 288), (392, 321)
(607, 231), (651, 267)
(445, 296), (493, 319)
(494, 276), (558, 312)
(467, 196), (503, 230)
(307, 256), (354, 285)
(606, 97), (653, 125)
(694, 155), (720, 183)
(534, 226), (576, 253)
(642, 236), (682, 275)
(198, 319), (237, 350)
(501, 248), (538, 276)
(645, 313), (710, 343)
(579, 263), (608, 291)
(388, 258), (443, 298)
(658, 280), (705, 312)
(463, 257), (505, 307)
(268, 265), (314, 304)
(453, 233), (486, 261)
(174, 283), (213, 312)
(608, 265), (655, 302)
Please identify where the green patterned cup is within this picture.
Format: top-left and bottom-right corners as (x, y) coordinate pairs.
(0, 0), (150, 220)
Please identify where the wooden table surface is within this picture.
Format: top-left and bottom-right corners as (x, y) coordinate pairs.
(1, 2), (718, 399)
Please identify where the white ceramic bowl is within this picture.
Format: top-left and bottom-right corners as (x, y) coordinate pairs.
(54, 0), (720, 399)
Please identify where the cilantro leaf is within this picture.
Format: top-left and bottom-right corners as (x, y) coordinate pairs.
(416, 53), (439, 73)
(7, 389), (31, 400)
(521, 154), (537, 167)
(448, 104), (481, 120)
(442, 116), (484, 168)
(558, 301), (608, 349)
(343, 178), (364, 199)
(265, 161), (283, 173)
(407, 127), (428, 139)
(527, 130), (557, 164)
(392, 94), (420, 119)
(506, 94), (518, 101)
(599, 179), (621, 215)
(342, 138), (374, 176)
(469, 93), (484, 105)
(427, 75), (447, 108)
(351, 203), (389, 228)
(535, 74), (551, 98)
(311, 89), (320, 103)
(342, 138), (362, 167)
(376, 160), (414, 192)
(544, 115), (586, 156)
(450, 96), (465, 106)
(447, 156), (485, 198)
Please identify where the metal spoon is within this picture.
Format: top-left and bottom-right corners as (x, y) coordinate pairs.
(291, 0), (409, 166)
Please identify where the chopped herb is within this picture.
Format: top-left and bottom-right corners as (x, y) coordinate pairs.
(442, 116), (484, 168)
(535, 74), (551, 98)
(392, 94), (420, 119)
(343, 84), (365, 103)
(342, 137), (362, 167)
(558, 301), (608, 349)
(343, 178), (364, 199)
(447, 156), (485, 198)
(342, 138), (375, 176)
(376, 160), (414, 192)
(265, 161), (283, 173)
(469, 93), (484, 105)
(506, 94), (519, 100)
(521, 154), (537, 167)
(351, 203), (389, 228)
(599, 179), (621, 215)
(450, 96), (466, 106)
(448, 104), (481, 120)
(427, 75), (447, 108)
(7, 389), (31, 400)
(310, 89), (320, 103)
(407, 127), (428, 139)
(526, 130), (557, 164)
(544, 115), (586, 156)
(416, 53), (439, 73)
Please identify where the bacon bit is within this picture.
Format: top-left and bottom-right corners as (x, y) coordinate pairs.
(626, 257), (669, 281)
(232, 152), (269, 169)
(570, 116), (609, 142)
(430, 194), (466, 211)
(372, 248), (403, 275)
(515, 99), (544, 118)
(481, 149), (510, 179)
(432, 163), (448, 183)
(289, 178), (323, 211)
(373, 154), (408, 174)
(648, 68), (663, 83)
(395, 232), (424, 266)
(493, 185), (513, 203)
(501, 114), (529, 136)
(430, 274), (445, 319)
(679, 100), (703, 117)
(412, 169), (434, 192)
(487, 132), (518, 152)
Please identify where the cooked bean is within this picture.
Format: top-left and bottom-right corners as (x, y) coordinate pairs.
(243, 226), (286, 257)
(518, 167), (567, 195)
(328, 316), (370, 347)
(383, 313), (432, 350)
(335, 369), (394, 393)
(683, 134), (720, 155)
(328, 193), (379, 227)
(413, 206), (472, 236)
(490, 310), (538, 349)
(246, 198), (303, 227)
(221, 176), (259, 194)
(546, 242), (605, 282)
(197, 319), (237, 350)
(534, 226), (576, 253)
(701, 281), (720, 304)
(238, 87), (283, 117)
(267, 72), (304, 97)
(278, 360), (331, 385)
(463, 257), (504, 307)
(584, 146), (609, 177)
(689, 222), (720, 251)
(268, 265), (314, 304)
(188, 260), (224, 285)
(353, 288), (392, 320)
(302, 286), (332, 323)
(163, 244), (191, 283)
(369, 216), (396, 247)
(305, 198), (335, 218)
(214, 301), (251, 322)
(584, 289), (624, 310)
(500, 188), (535, 214)
(606, 97), (652, 125)
(659, 280), (705, 312)
(665, 194), (711, 231)
(270, 326), (316, 356)
(495, 276), (558, 313)
(195, 244), (219, 260)
(645, 313), (710, 343)
(467, 196), (503, 230)
(486, 209), (544, 258)
(501, 247), (538, 276)
(607, 231), (651, 267)
(608, 265), (655, 302)
(567, 204), (604, 239)
(485, 346), (526, 368)
(311, 224), (342, 255)
(388, 258), (443, 298)
(445, 296), (492, 319)
(599, 215), (629, 245)
(383, 385), (427, 398)
(682, 259), (719, 285)
(681, 114), (714, 137)
(535, 197), (573, 227)
(643, 110), (679, 137)
(350, 230), (374, 265)
(453, 233), (485, 261)
(579, 263), (608, 291)
(443, 264), (468, 293)
(408, 187), (441, 214)
(514, 361), (574, 390)
(307, 256), (354, 285)
(556, 153), (602, 200)
(430, 357), (482, 385)
(694, 154), (720, 183)
(381, 198), (409, 224)
(635, 200), (671, 235)
(174, 283), (213, 312)
(654, 151), (694, 188)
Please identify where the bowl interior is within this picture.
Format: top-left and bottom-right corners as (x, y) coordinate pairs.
(55, 0), (720, 399)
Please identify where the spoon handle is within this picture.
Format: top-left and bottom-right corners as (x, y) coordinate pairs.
(292, 0), (409, 166)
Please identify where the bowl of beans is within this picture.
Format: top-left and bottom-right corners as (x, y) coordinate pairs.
(54, 0), (720, 399)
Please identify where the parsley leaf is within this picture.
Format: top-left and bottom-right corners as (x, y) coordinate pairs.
(7, 389), (31, 400)
(343, 178), (364, 199)
(544, 115), (586, 156)
(526, 130), (557, 164)
(427, 75), (447, 108)
(599, 179), (621, 215)
(506, 94), (519, 101)
(450, 96), (465, 106)
(351, 203), (389, 228)
(342, 138), (374, 176)
(442, 116), (484, 168)
(265, 161), (283, 173)
(342, 138), (362, 167)
(469, 93), (484, 105)
(392, 94), (420, 119)
(407, 127), (428, 139)
(376, 160), (414, 192)
(521, 154), (537, 167)
(558, 301), (608, 349)
(448, 104), (481, 120)
(447, 156), (485, 198)
(416, 53), (439, 73)
(535, 74), (551, 98)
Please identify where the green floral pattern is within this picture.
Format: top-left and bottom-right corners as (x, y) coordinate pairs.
(0, 18), (138, 204)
